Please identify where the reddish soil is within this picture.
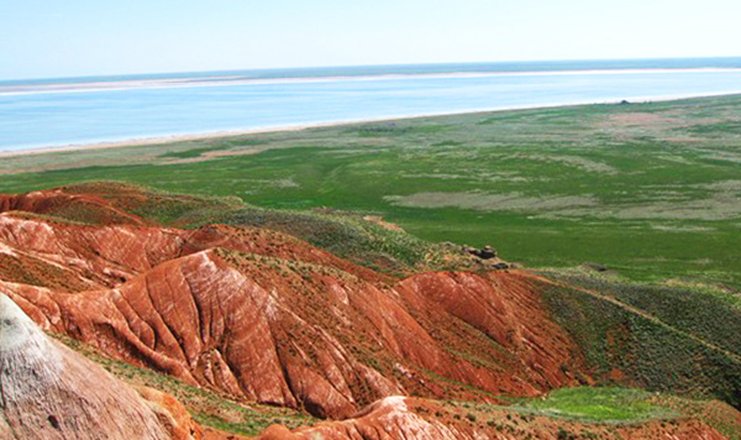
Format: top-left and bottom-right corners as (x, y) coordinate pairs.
(258, 396), (728, 439)
(4, 247), (584, 419)
(0, 189), (583, 420)
(1, 186), (737, 439)
(0, 189), (146, 225)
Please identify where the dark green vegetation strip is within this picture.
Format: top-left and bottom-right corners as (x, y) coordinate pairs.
(1, 95), (740, 287)
(540, 279), (741, 408)
(548, 273), (741, 351)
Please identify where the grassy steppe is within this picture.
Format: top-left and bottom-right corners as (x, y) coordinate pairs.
(1, 95), (740, 287)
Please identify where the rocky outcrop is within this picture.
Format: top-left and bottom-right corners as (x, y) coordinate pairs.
(0, 293), (199, 439)
(0, 187), (585, 420)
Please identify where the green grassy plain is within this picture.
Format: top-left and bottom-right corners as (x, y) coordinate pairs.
(519, 387), (675, 423)
(1, 95), (740, 288)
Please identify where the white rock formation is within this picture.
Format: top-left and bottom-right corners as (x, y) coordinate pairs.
(0, 293), (169, 440)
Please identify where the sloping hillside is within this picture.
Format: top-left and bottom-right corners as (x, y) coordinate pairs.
(1, 183), (739, 439)
(1, 217), (584, 418)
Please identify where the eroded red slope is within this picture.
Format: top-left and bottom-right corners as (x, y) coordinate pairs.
(0, 198), (584, 419)
(2, 186), (738, 439)
(0, 189), (145, 225)
(4, 247), (583, 419)
(0, 212), (383, 290)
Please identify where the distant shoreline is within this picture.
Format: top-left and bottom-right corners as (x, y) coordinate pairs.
(4, 67), (741, 97)
(2, 91), (740, 159)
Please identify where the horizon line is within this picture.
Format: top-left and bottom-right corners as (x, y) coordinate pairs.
(3, 55), (741, 84)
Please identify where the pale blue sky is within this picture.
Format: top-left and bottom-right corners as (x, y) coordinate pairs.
(1, 0), (740, 80)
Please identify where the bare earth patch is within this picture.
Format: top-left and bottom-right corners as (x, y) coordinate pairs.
(604, 113), (680, 126)
(384, 191), (599, 212)
(695, 180), (741, 192)
(161, 147), (263, 164)
(386, 190), (741, 222)
(544, 194), (741, 221)
(362, 215), (405, 232)
(505, 153), (618, 175)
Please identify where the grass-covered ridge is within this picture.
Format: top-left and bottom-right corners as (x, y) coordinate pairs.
(538, 274), (741, 408)
(547, 271), (741, 347)
(1, 95), (740, 287)
(34, 181), (475, 276)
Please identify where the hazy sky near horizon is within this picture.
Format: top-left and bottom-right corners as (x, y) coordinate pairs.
(1, 0), (740, 80)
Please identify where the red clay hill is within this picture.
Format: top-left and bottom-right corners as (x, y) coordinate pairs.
(0, 183), (737, 439)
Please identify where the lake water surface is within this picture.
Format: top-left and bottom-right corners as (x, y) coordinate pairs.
(1, 58), (741, 152)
